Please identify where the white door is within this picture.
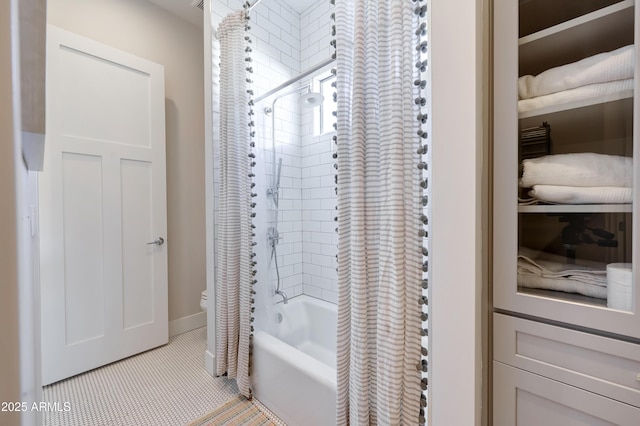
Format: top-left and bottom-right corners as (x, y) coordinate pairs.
(40, 26), (168, 385)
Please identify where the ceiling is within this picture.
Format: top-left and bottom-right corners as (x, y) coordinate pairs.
(147, 0), (204, 28)
(146, 0), (318, 28)
(229, 0), (319, 14)
(279, 0), (317, 14)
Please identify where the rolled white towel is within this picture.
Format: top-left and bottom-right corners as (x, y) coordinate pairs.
(520, 152), (632, 188)
(518, 45), (634, 100)
(518, 78), (634, 113)
(528, 185), (632, 204)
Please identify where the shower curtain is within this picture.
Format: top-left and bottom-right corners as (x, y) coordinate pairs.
(334, 0), (424, 424)
(214, 10), (254, 398)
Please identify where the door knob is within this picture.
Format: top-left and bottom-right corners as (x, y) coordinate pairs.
(147, 237), (165, 246)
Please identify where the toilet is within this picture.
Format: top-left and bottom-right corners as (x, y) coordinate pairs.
(200, 290), (207, 311)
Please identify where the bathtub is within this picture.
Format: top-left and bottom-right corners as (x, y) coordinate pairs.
(251, 295), (337, 426)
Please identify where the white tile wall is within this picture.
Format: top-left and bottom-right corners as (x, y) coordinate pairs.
(304, 2), (336, 304)
(300, 0), (334, 70)
(299, 69), (337, 302)
(212, 0), (336, 304)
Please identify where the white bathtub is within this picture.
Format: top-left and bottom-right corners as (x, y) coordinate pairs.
(251, 295), (337, 426)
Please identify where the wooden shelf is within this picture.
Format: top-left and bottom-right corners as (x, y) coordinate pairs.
(518, 204), (633, 213)
(519, 0), (634, 76)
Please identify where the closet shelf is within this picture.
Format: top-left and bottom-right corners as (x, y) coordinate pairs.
(519, 0), (632, 46)
(517, 287), (608, 307)
(518, 204), (633, 213)
(518, 90), (633, 119)
(519, 0), (634, 76)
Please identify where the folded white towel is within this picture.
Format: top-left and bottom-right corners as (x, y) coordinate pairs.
(519, 246), (607, 270)
(518, 259), (607, 287)
(518, 45), (634, 100)
(520, 152), (632, 188)
(517, 247), (608, 299)
(518, 274), (608, 299)
(518, 78), (634, 113)
(518, 248), (607, 286)
(528, 185), (632, 204)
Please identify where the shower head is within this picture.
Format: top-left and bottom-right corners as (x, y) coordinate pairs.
(298, 91), (324, 109)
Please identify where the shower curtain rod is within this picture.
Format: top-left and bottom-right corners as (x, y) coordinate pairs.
(247, 0), (263, 11)
(254, 57), (335, 104)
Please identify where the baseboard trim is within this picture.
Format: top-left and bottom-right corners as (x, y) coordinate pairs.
(169, 311), (206, 337)
(205, 350), (215, 376)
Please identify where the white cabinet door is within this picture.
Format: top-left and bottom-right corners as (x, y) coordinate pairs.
(493, 0), (640, 339)
(494, 313), (640, 408)
(494, 362), (640, 425)
(40, 26), (168, 385)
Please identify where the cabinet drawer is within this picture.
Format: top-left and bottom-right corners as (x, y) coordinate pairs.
(494, 313), (640, 407)
(494, 361), (640, 426)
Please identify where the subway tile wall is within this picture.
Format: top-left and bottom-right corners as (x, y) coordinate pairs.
(296, 0), (337, 303)
(300, 0), (334, 71)
(300, 102), (338, 303)
(253, 0), (305, 301)
(212, 0), (335, 304)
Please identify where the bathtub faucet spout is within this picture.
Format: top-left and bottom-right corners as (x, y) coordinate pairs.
(275, 289), (288, 304)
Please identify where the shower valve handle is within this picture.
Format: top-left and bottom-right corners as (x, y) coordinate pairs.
(267, 228), (282, 244)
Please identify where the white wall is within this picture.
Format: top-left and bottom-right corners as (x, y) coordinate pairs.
(47, 0), (206, 324)
(0, 3), (24, 424)
(429, 0), (487, 424)
(300, 0), (333, 70)
(250, 0), (305, 300)
(299, 0), (338, 303)
(300, 81), (338, 303)
(0, 2), (40, 425)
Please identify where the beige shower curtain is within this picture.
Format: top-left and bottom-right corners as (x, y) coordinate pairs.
(214, 10), (254, 399)
(334, 0), (424, 424)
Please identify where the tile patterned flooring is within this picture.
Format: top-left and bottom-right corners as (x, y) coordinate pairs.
(43, 327), (285, 426)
